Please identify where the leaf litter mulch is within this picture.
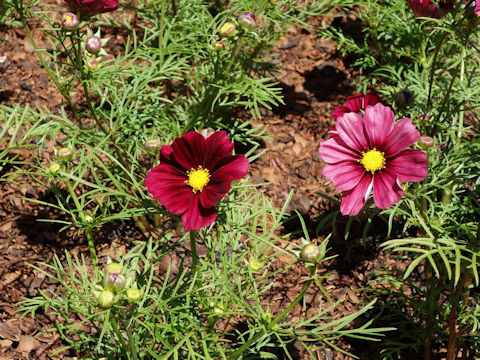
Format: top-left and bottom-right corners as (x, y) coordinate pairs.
(0, 8), (424, 360)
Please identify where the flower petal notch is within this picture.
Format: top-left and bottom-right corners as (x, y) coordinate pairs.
(144, 131), (249, 231)
(319, 103), (428, 216)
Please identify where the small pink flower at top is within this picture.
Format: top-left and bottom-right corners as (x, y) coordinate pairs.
(329, 92), (381, 138)
(144, 131), (249, 231)
(475, 1), (480, 16)
(65, 0), (118, 16)
(407, 0), (453, 18)
(319, 103), (428, 216)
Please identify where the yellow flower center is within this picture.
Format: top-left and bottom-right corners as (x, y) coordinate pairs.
(359, 149), (386, 173)
(65, 14), (72, 24)
(185, 166), (210, 193)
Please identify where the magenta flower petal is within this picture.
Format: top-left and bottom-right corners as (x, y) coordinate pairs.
(182, 198), (217, 231)
(340, 174), (373, 216)
(319, 137), (359, 164)
(364, 103), (394, 148)
(364, 93), (381, 108)
(171, 132), (206, 170)
(384, 117), (420, 157)
(475, 1), (480, 15)
(145, 131), (249, 231)
(65, 0), (118, 16)
(345, 93), (363, 112)
(332, 105), (349, 120)
(336, 112), (368, 152)
(373, 169), (404, 209)
(322, 162), (364, 191)
(328, 124), (339, 138)
(389, 149), (428, 182)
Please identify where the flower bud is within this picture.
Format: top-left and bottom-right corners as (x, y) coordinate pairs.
(57, 147), (73, 162)
(48, 162), (62, 175)
(247, 257), (263, 272)
(395, 89), (414, 107)
(419, 135), (434, 149)
(211, 40), (226, 51)
(219, 22), (237, 37)
(86, 36), (102, 54)
(200, 128), (215, 139)
(300, 243), (323, 263)
(105, 262), (123, 274)
(98, 290), (115, 308)
(104, 272), (126, 293)
(62, 12), (79, 30)
(82, 213), (94, 224)
(85, 57), (101, 70)
(238, 12), (256, 29)
(144, 139), (161, 153)
(126, 287), (142, 303)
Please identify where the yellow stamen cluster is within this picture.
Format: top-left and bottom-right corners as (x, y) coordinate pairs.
(359, 149), (386, 173)
(185, 166), (210, 193)
(65, 15), (72, 24)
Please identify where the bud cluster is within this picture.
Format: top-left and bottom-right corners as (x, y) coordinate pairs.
(97, 262), (142, 308)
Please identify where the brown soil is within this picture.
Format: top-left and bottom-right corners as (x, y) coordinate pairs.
(0, 4), (431, 360)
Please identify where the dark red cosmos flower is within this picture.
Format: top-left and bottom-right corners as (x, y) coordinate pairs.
(144, 131), (249, 231)
(407, 0), (453, 18)
(65, 0), (118, 16)
(329, 93), (381, 137)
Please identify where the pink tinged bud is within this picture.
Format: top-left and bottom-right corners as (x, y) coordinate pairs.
(419, 135), (434, 149)
(211, 41), (226, 51)
(62, 12), (79, 30)
(200, 128), (215, 139)
(219, 22), (237, 37)
(144, 139), (162, 153)
(395, 89), (414, 107)
(300, 244), (322, 263)
(126, 287), (141, 303)
(104, 272), (126, 293)
(86, 36), (102, 54)
(98, 290), (115, 308)
(85, 57), (100, 70)
(105, 263), (123, 274)
(238, 12), (256, 28)
(57, 147), (73, 162)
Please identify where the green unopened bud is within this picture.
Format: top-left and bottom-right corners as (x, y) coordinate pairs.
(212, 40), (226, 51)
(238, 12), (256, 29)
(82, 213), (94, 224)
(247, 257), (264, 272)
(105, 263), (123, 274)
(144, 139), (161, 153)
(48, 162), (62, 175)
(98, 290), (115, 308)
(86, 36), (102, 54)
(419, 135), (434, 149)
(85, 57), (101, 71)
(209, 301), (225, 315)
(219, 22), (237, 37)
(300, 243), (323, 263)
(62, 12), (79, 30)
(126, 287), (142, 303)
(104, 273), (126, 293)
(262, 309), (272, 323)
(57, 147), (73, 162)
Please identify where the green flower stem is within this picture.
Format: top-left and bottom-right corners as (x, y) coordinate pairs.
(425, 32), (448, 117)
(157, 0), (167, 61)
(229, 266), (315, 359)
(64, 177), (98, 267)
(120, 309), (138, 360)
(110, 314), (129, 358)
(189, 230), (199, 274)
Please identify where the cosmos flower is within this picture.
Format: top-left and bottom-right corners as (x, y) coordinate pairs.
(64, 0), (118, 16)
(329, 93), (381, 137)
(474, 1), (480, 16)
(407, 0), (453, 18)
(319, 103), (428, 216)
(145, 131), (249, 231)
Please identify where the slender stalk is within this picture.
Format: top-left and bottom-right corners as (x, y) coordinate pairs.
(158, 0), (167, 61)
(424, 32), (448, 117)
(120, 309), (138, 360)
(423, 260), (433, 360)
(189, 230), (199, 274)
(110, 314), (129, 357)
(229, 267), (314, 359)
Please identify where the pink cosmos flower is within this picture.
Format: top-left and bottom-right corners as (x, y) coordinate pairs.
(144, 131), (249, 231)
(65, 0), (118, 16)
(319, 103), (428, 216)
(475, 1), (480, 16)
(407, 0), (453, 18)
(329, 92), (381, 138)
